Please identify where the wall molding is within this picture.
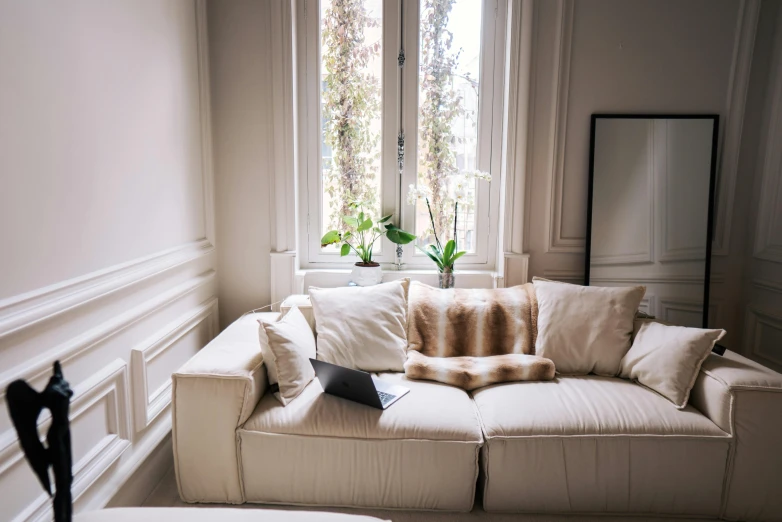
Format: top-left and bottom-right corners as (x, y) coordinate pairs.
(130, 299), (218, 431)
(658, 119), (709, 264)
(106, 433), (172, 509)
(78, 403), (173, 515)
(269, 0), (298, 254)
(659, 297), (708, 326)
(539, 272), (726, 292)
(500, 0), (532, 262)
(591, 120), (656, 266)
(712, 0), (760, 256)
(268, 0), (300, 307)
(0, 239), (213, 343)
(639, 295), (657, 317)
(753, 10), (782, 264)
(744, 306), (782, 368)
(270, 252), (298, 312)
(0, 270), (216, 397)
(131, 298), (218, 433)
(499, 252), (530, 287)
(590, 273), (725, 285)
(545, 0), (579, 254)
(659, 247), (707, 264)
(542, 269), (584, 285)
(753, 279), (782, 294)
(1, 359), (131, 522)
(195, 0), (216, 247)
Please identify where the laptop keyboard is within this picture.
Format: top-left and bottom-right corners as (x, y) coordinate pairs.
(377, 391), (396, 405)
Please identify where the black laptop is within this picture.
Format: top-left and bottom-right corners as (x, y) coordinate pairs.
(309, 359), (410, 410)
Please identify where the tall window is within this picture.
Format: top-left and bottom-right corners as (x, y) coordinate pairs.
(320, 0), (383, 239)
(415, 0), (482, 253)
(298, 0), (505, 267)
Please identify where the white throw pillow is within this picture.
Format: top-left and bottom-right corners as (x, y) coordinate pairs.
(309, 279), (410, 372)
(620, 320), (726, 408)
(258, 306), (316, 406)
(533, 277), (645, 376)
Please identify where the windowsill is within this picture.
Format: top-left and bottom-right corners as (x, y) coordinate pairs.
(295, 267), (500, 290)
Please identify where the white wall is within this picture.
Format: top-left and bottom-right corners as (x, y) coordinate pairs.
(0, 1), (218, 519)
(207, 0), (275, 327)
(734, 0), (782, 371)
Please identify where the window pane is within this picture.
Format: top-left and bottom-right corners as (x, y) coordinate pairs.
(416, 0), (482, 253)
(320, 0), (383, 249)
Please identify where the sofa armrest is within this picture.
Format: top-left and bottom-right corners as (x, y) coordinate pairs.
(172, 312), (278, 504)
(689, 350), (782, 522)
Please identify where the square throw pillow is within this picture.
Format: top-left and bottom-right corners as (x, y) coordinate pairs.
(620, 320), (726, 408)
(258, 306), (316, 406)
(532, 277), (645, 376)
(309, 279), (410, 372)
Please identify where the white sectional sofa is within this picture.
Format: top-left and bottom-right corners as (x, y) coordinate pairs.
(172, 312), (782, 521)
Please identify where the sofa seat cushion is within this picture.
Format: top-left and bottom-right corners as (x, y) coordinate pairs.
(237, 373), (483, 511)
(473, 376), (731, 515)
(474, 375), (728, 438)
(242, 372), (482, 441)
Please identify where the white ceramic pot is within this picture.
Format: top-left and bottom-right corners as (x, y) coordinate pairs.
(351, 264), (383, 286)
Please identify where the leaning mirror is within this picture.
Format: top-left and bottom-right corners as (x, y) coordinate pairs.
(585, 115), (719, 328)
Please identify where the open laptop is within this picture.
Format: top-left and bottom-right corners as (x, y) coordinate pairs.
(310, 359), (410, 410)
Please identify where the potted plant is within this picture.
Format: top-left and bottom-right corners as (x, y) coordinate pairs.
(406, 170), (491, 288)
(321, 202), (416, 286)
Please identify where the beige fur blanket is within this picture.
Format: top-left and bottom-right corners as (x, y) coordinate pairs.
(404, 282), (555, 390)
(405, 350), (555, 391)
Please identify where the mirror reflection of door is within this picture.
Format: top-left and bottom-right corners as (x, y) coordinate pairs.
(586, 116), (718, 328)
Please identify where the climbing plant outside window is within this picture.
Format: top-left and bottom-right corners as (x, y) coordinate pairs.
(298, 0), (506, 268)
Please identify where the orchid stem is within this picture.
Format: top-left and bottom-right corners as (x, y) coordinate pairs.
(453, 201), (458, 251)
(425, 198), (442, 251)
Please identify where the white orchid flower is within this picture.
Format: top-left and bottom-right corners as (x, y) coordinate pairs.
(406, 184), (430, 206)
(461, 169), (492, 182)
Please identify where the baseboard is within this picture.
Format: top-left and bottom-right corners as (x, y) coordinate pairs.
(106, 432), (174, 508)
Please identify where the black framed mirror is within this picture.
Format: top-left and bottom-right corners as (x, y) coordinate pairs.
(585, 114), (719, 329)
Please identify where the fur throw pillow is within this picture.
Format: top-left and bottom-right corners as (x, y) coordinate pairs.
(407, 282), (539, 357)
(404, 282), (555, 389)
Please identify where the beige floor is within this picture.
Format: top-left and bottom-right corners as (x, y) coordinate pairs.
(142, 467), (718, 522)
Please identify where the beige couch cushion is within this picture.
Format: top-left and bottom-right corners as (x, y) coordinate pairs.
(619, 320), (726, 408)
(309, 280), (410, 372)
(473, 376), (730, 515)
(475, 376), (727, 437)
(238, 373), (483, 510)
(532, 278), (645, 376)
(259, 306), (317, 405)
(243, 372), (482, 441)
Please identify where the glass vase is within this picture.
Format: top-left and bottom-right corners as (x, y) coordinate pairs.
(439, 270), (455, 289)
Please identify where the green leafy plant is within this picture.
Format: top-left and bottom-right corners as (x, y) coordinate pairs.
(413, 193), (465, 274)
(321, 202), (416, 265)
(407, 170), (491, 273)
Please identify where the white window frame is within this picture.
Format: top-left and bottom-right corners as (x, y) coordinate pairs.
(296, 0), (507, 270)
